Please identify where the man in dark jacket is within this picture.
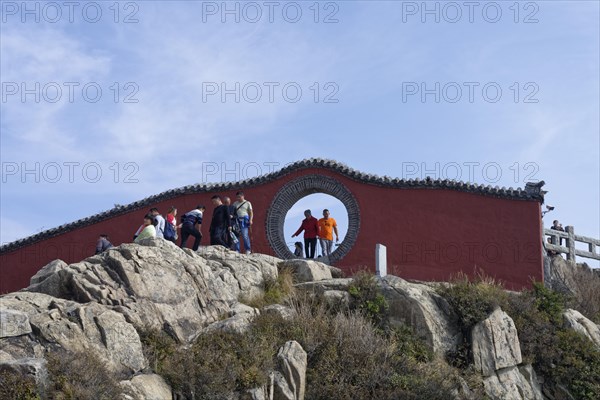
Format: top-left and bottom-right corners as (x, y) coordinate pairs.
(209, 195), (231, 247)
(180, 205), (205, 251)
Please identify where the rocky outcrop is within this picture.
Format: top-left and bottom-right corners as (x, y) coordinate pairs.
(250, 341), (308, 400)
(278, 259), (333, 283)
(296, 276), (461, 356)
(381, 276), (460, 356)
(563, 308), (600, 348)
(472, 308), (522, 376)
(25, 239), (278, 343)
(0, 308), (32, 338)
(276, 341), (307, 400)
(121, 374), (173, 400)
(472, 308), (543, 400)
(1, 292), (147, 374)
(0, 239), (282, 398)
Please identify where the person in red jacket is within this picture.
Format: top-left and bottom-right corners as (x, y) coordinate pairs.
(292, 210), (319, 259)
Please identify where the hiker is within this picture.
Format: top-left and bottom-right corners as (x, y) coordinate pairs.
(150, 208), (166, 239)
(209, 195), (231, 247)
(223, 196), (236, 249)
(134, 214), (157, 243)
(294, 241), (304, 258)
(164, 206), (180, 243)
(318, 209), (339, 257)
(95, 234), (113, 254)
(551, 220), (565, 245)
(232, 191), (253, 254)
(180, 205), (205, 251)
(292, 209), (319, 259)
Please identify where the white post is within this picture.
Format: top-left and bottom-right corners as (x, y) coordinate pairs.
(376, 244), (387, 277)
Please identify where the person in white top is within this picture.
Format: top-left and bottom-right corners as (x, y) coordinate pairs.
(150, 208), (166, 239)
(232, 191), (253, 254)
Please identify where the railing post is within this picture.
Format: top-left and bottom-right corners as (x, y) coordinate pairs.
(565, 226), (576, 262)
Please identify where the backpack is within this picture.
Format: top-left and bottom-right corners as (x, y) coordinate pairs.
(164, 221), (177, 240)
(231, 201), (247, 237)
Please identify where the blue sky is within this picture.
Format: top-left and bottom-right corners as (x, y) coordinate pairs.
(1, 1), (598, 265)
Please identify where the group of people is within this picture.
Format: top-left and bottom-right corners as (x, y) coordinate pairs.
(94, 192), (342, 260)
(291, 209), (339, 259)
(129, 191), (253, 254)
(547, 219), (565, 256)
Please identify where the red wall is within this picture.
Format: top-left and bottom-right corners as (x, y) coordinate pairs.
(0, 168), (543, 293)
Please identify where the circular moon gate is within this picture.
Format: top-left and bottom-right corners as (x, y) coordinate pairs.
(266, 175), (361, 263)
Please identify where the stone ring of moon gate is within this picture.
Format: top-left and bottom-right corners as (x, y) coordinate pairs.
(266, 174), (361, 263)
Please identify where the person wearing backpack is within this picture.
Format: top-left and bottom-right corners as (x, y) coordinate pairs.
(164, 206), (180, 243)
(232, 191), (253, 254)
(149, 208), (166, 239)
(180, 205), (205, 251)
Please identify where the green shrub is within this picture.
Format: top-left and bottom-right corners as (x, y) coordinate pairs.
(153, 315), (292, 399)
(0, 369), (40, 400)
(531, 281), (567, 324)
(46, 349), (122, 400)
(139, 329), (178, 373)
(506, 284), (600, 400)
(241, 267), (295, 309)
(567, 264), (600, 323)
(437, 273), (508, 332)
(437, 272), (508, 368)
(348, 270), (389, 328)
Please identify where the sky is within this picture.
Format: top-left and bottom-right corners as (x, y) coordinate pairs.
(1, 1), (599, 265)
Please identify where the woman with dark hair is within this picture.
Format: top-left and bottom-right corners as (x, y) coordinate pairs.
(134, 214), (157, 243)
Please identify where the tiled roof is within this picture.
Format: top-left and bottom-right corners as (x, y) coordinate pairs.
(0, 158), (545, 253)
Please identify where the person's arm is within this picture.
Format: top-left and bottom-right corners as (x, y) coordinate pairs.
(334, 225), (339, 241)
(224, 207), (231, 230)
(293, 221), (304, 237)
(248, 204), (253, 226)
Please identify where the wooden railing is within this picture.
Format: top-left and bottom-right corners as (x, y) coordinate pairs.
(544, 226), (600, 262)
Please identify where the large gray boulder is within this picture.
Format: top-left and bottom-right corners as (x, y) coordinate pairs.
(250, 341), (307, 400)
(472, 308), (543, 400)
(563, 308), (600, 348)
(380, 276), (460, 356)
(0, 308), (32, 338)
(483, 365), (544, 400)
(1, 240), (281, 388)
(276, 340), (307, 400)
(472, 308), (522, 376)
(25, 240), (278, 343)
(278, 259), (333, 283)
(0, 357), (48, 389)
(120, 374), (173, 400)
(1, 292), (146, 374)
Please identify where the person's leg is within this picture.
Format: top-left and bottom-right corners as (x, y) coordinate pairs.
(319, 238), (326, 256)
(304, 238), (310, 259)
(310, 238), (317, 258)
(326, 240), (333, 255)
(241, 226), (251, 253)
(191, 228), (202, 251)
(214, 227), (227, 247)
(180, 225), (191, 248)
